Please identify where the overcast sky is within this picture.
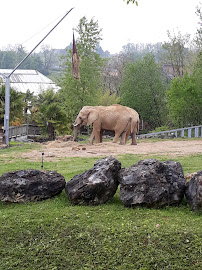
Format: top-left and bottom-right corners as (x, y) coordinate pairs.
(0, 0), (200, 54)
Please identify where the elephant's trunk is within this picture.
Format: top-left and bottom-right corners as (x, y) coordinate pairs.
(73, 124), (81, 141)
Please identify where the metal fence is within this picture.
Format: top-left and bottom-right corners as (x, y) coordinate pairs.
(1, 124), (202, 143)
(138, 125), (202, 139)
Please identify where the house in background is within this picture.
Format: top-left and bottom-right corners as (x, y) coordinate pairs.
(0, 69), (60, 95)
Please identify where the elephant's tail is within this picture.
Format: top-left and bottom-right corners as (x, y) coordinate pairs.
(137, 120), (139, 134)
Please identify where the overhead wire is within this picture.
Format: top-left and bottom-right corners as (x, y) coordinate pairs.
(21, 11), (68, 46)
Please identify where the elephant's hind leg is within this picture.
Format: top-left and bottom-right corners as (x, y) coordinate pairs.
(120, 130), (127, 145)
(119, 118), (131, 145)
(131, 132), (137, 145)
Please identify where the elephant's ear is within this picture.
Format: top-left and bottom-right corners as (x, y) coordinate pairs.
(87, 110), (99, 126)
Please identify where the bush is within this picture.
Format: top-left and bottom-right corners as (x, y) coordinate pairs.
(151, 126), (170, 133)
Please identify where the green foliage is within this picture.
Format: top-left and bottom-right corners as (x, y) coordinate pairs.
(34, 89), (68, 138)
(195, 4), (202, 48)
(151, 126), (170, 133)
(0, 44), (109, 78)
(0, 142), (202, 270)
(167, 72), (202, 127)
(0, 50), (16, 68)
(193, 51), (202, 91)
(120, 54), (167, 129)
(0, 45), (46, 74)
(161, 31), (190, 77)
(59, 17), (105, 125)
(0, 85), (24, 125)
(76, 17), (102, 55)
(98, 90), (120, 106)
(166, 48), (202, 128)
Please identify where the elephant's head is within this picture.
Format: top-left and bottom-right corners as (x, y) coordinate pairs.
(73, 107), (99, 141)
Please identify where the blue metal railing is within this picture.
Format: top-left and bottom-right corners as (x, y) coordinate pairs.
(138, 125), (202, 139)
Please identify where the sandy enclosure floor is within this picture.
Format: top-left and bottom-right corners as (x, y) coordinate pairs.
(20, 139), (202, 161)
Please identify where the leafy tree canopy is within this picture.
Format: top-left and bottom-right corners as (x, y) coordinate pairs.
(120, 53), (167, 130)
(34, 89), (68, 139)
(59, 16), (105, 127)
(98, 90), (120, 106)
(195, 4), (202, 49)
(0, 85), (24, 126)
(167, 52), (202, 127)
(161, 30), (190, 77)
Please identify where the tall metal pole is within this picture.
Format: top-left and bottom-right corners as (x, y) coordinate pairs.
(2, 8), (74, 146)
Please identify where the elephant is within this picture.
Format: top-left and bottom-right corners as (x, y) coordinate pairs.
(73, 105), (139, 145)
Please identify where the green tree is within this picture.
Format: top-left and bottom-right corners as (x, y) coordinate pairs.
(0, 45), (48, 73)
(34, 89), (68, 139)
(195, 4), (202, 49)
(98, 90), (120, 106)
(120, 54), (167, 130)
(0, 51), (16, 68)
(161, 31), (190, 77)
(167, 74), (201, 127)
(193, 51), (202, 90)
(167, 52), (202, 127)
(39, 44), (56, 75)
(0, 85), (24, 126)
(59, 16), (105, 125)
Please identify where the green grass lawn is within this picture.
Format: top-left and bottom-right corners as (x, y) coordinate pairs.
(0, 141), (201, 270)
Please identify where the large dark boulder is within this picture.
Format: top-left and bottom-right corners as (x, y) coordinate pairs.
(65, 156), (121, 205)
(118, 159), (186, 208)
(0, 169), (66, 203)
(185, 171), (202, 211)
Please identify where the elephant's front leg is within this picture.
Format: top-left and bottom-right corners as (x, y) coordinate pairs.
(92, 122), (101, 144)
(112, 130), (122, 143)
(100, 129), (104, 143)
(89, 131), (95, 145)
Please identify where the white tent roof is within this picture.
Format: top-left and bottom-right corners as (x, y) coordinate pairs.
(0, 69), (60, 95)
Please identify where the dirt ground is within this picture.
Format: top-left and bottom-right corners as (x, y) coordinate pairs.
(21, 138), (202, 161)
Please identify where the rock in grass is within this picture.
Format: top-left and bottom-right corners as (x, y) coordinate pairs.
(0, 169), (66, 203)
(118, 159), (186, 208)
(65, 156), (121, 205)
(185, 171), (202, 211)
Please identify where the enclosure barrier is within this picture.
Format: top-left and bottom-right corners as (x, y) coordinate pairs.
(138, 125), (202, 139)
(9, 124), (41, 139)
(1, 124), (202, 143)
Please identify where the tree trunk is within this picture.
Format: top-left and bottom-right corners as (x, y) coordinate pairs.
(48, 122), (55, 140)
